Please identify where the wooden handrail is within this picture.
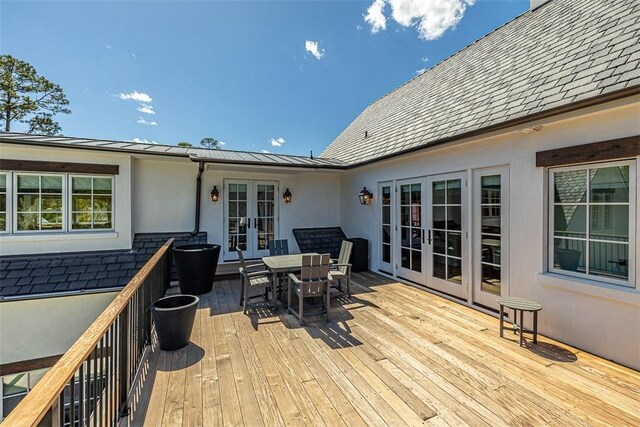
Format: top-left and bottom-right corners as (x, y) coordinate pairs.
(3, 238), (175, 427)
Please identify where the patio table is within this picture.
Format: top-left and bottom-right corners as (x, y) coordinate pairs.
(262, 253), (325, 307)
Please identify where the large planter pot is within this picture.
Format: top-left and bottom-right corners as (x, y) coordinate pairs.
(151, 295), (199, 351)
(173, 244), (220, 295)
(556, 248), (581, 272)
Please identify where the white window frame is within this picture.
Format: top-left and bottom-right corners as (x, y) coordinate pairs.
(379, 181), (394, 274)
(0, 172), (9, 234)
(547, 159), (636, 288)
(12, 172), (67, 234)
(68, 175), (115, 232)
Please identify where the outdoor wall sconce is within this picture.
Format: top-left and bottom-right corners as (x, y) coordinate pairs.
(210, 186), (219, 203)
(283, 188), (292, 204)
(358, 187), (373, 205)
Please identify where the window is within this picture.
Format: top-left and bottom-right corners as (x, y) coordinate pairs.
(2, 172), (114, 234)
(15, 174), (63, 231)
(480, 175), (502, 295)
(549, 161), (635, 286)
(70, 176), (113, 230)
(381, 184), (392, 268)
(0, 174), (6, 232)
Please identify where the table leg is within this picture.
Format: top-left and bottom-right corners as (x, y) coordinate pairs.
(533, 311), (538, 344)
(499, 304), (504, 338)
(519, 309), (524, 347)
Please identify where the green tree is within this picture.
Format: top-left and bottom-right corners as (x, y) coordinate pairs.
(200, 137), (220, 150)
(0, 55), (70, 134)
(177, 141), (192, 147)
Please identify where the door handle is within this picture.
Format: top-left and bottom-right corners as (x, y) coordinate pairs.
(254, 218), (257, 229)
(421, 229), (425, 244)
(427, 229), (432, 245)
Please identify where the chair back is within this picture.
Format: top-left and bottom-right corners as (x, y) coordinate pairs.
(236, 247), (247, 271)
(338, 240), (353, 274)
(299, 253), (331, 296)
(269, 239), (289, 256)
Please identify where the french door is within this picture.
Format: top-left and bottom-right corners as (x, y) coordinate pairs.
(395, 179), (424, 283)
(224, 180), (278, 260)
(472, 168), (509, 309)
(425, 172), (468, 299)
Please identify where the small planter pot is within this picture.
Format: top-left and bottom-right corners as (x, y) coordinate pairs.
(556, 248), (582, 272)
(173, 244), (221, 295)
(151, 295), (199, 351)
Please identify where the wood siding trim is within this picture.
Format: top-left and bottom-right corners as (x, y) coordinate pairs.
(536, 136), (640, 167)
(0, 159), (119, 175)
(0, 355), (62, 376)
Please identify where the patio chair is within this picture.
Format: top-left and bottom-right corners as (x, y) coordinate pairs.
(237, 248), (274, 314)
(287, 253), (332, 325)
(268, 239), (289, 256)
(330, 240), (353, 297)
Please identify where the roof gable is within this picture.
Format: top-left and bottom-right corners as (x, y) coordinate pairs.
(321, 0), (640, 165)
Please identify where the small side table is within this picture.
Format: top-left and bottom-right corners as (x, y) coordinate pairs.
(497, 296), (542, 347)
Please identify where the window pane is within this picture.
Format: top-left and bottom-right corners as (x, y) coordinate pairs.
(590, 205), (628, 242)
(447, 180), (462, 204)
(0, 174), (6, 191)
(481, 206), (501, 234)
(41, 176), (62, 193)
(17, 213), (39, 231)
(432, 181), (445, 204)
(433, 230), (446, 255)
(447, 232), (461, 257)
(0, 193), (6, 211)
(93, 212), (112, 229)
(382, 186), (391, 205)
(228, 201), (238, 217)
(447, 206), (461, 231)
(17, 175), (39, 193)
(228, 184), (237, 200)
(481, 175), (500, 204)
(0, 213), (5, 231)
(72, 213), (92, 229)
(554, 170), (587, 203)
(553, 238), (586, 273)
(93, 178), (112, 195)
(72, 195), (91, 211)
(410, 228), (421, 249)
(382, 244), (391, 263)
(238, 184), (247, 201)
(482, 234), (501, 265)
(400, 206), (410, 226)
(238, 201), (247, 217)
(17, 195), (39, 212)
(433, 206), (445, 229)
(401, 248), (410, 269)
(72, 177), (92, 194)
(447, 257), (462, 284)
(41, 213), (62, 230)
(590, 166), (629, 203)
(400, 185), (410, 204)
(382, 206), (390, 224)
(433, 255), (446, 279)
(41, 195), (62, 211)
(481, 264), (501, 295)
(411, 184), (421, 204)
(589, 241), (628, 281)
(411, 250), (421, 272)
(93, 196), (112, 212)
(382, 225), (391, 244)
(2, 373), (28, 396)
(400, 227), (409, 247)
(554, 205), (586, 238)
(411, 205), (421, 227)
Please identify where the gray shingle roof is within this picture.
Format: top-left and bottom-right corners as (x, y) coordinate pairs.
(0, 133), (348, 169)
(320, 0), (640, 165)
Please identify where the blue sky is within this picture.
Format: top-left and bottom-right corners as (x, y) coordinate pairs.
(1, 0), (528, 156)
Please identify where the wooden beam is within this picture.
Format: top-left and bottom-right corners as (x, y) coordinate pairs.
(0, 355), (62, 376)
(536, 136), (640, 167)
(0, 159), (119, 175)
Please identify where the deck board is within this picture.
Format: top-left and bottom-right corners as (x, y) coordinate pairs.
(125, 272), (640, 426)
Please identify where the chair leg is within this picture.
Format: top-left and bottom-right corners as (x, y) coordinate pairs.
(243, 283), (249, 314)
(287, 279), (292, 315)
(239, 276), (244, 307)
(346, 276), (351, 297)
(325, 284), (331, 323)
(299, 286), (305, 326)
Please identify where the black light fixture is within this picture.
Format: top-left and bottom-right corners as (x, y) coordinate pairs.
(210, 186), (219, 203)
(358, 187), (373, 205)
(283, 188), (292, 204)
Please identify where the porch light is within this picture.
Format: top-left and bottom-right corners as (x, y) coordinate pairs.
(210, 186), (219, 203)
(358, 187), (373, 205)
(283, 188), (292, 204)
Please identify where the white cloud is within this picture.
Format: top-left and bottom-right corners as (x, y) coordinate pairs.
(269, 137), (286, 147)
(137, 104), (155, 115)
(218, 141), (226, 146)
(130, 137), (158, 145)
(106, 44), (112, 49)
(260, 149), (270, 153)
(421, 56), (429, 62)
(137, 117), (158, 126)
(416, 68), (427, 75)
(364, 0), (475, 40)
(364, 0), (387, 33)
(356, 24), (362, 30)
(117, 91), (152, 103)
(305, 40), (324, 60)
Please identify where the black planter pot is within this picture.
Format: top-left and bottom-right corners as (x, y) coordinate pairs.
(151, 295), (199, 351)
(173, 244), (221, 295)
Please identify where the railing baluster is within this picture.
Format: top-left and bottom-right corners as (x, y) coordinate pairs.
(70, 371), (76, 427)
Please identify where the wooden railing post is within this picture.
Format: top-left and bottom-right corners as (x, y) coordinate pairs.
(118, 307), (130, 417)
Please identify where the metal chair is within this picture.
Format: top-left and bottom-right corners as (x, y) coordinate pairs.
(330, 240), (353, 297)
(237, 248), (274, 313)
(269, 239), (289, 256)
(287, 253), (331, 325)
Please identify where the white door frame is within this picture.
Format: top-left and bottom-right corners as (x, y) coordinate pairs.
(223, 179), (279, 261)
(424, 172), (469, 299)
(378, 182), (394, 274)
(472, 167), (510, 309)
(395, 178), (425, 284)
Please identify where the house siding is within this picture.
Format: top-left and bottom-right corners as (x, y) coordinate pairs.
(338, 98), (640, 370)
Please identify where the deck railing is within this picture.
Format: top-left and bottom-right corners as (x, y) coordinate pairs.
(3, 238), (174, 427)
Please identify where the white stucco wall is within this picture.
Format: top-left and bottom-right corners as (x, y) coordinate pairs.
(0, 145), (133, 255)
(0, 291), (118, 364)
(338, 98), (640, 369)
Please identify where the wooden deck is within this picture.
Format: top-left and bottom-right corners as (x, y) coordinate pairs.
(123, 272), (640, 426)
